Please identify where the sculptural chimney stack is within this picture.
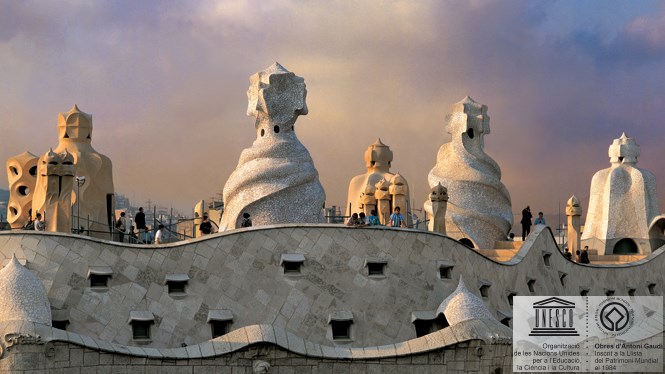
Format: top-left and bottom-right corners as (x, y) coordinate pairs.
(566, 195), (582, 257)
(219, 62), (325, 230)
(374, 178), (391, 225)
(32, 149), (76, 233)
(6, 152), (38, 228)
(346, 139), (411, 224)
(425, 96), (512, 248)
(428, 183), (448, 234)
(581, 133), (659, 254)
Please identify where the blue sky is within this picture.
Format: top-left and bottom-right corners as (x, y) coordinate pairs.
(1, 0), (665, 223)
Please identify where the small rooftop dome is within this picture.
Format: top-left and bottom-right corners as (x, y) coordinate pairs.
(0, 256), (51, 325)
(436, 276), (495, 325)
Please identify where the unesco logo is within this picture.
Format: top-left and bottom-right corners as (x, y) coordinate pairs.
(595, 297), (634, 336)
(529, 297), (579, 336)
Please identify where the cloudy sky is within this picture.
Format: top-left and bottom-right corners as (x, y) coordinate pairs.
(2, 0), (665, 227)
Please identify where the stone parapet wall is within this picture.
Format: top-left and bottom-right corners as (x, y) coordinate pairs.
(0, 319), (512, 373)
(0, 225), (662, 349)
(0, 340), (511, 374)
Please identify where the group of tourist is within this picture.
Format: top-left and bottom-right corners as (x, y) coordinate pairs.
(112, 210), (251, 245)
(345, 212), (368, 226)
(346, 207), (407, 228)
(24, 206), (160, 244)
(563, 245), (591, 264)
(22, 212), (45, 231)
(110, 209), (225, 245)
(519, 206), (546, 241)
(112, 207), (161, 244)
(198, 212), (250, 236)
(521, 205), (592, 263)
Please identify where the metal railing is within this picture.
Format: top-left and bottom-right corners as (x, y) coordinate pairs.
(326, 214), (428, 230)
(0, 215), (196, 245)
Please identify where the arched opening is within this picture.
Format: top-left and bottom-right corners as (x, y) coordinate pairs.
(648, 216), (665, 251)
(467, 128), (475, 139)
(613, 238), (638, 254)
(9, 166), (18, 175)
(459, 238), (474, 248)
(29, 166), (37, 176)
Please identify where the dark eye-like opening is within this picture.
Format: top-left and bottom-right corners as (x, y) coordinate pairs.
(18, 186), (30, 196)
(52, 320), (69, 330)
(90, 274), (110, 288)
(274, 125), (280, 133)
(9, 166), (18, 175)
(210, 320), (231, 338)
(260, 129), (265, 137)
(131, 321), (152, 340)
(331, 320), (352, 340)
(283, 261), (302, 274)
(29, 166), (37, 176)
(367, 262), (386, 276)
(64, 132), (70, 138)
(467, 128), (475, 139)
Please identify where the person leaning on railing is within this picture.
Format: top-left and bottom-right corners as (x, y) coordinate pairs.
(155, 224), (165, 244)
(199, 215), (213, 235)
(34, 213), (45, 231)
(367, 210), (381, 225)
